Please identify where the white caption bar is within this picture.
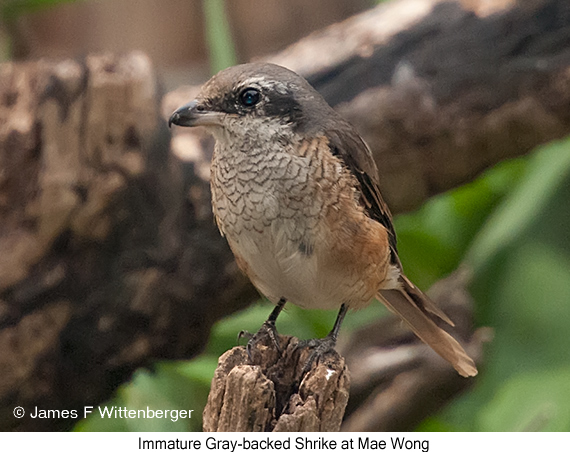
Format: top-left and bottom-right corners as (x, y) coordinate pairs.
(1, 432), (566, 451)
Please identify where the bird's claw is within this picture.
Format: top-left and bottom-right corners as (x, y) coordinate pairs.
(240, 321), (282, 362)
(237, 330), (253, 342)
(297, 335), (338, 377)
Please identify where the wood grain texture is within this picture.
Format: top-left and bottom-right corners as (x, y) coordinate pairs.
(0, 53), (255, 431)
(203, 336), (350, 432)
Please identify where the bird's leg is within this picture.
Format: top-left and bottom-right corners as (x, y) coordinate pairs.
(258, 297), (286, 351)
(299, 303), (348, 376)
(239, 298), (286, 361)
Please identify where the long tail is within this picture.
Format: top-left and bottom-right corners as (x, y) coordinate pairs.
(378, 275), (478, 377)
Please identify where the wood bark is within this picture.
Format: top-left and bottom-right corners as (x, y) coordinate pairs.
(0, 53), (255, 431)
(1, 0), (570, 431)
(203, 336), (349, 432)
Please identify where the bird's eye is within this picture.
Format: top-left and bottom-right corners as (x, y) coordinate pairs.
(239, 88), (260, 107)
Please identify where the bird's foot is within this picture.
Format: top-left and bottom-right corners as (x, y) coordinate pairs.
(238, 320), (282, 363)
(296, 335), (338, 377)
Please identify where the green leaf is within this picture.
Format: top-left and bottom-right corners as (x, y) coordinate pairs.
(394, 157), (526, 289)
(466, 138), (570, 272)
(478, 367), (570, 431)
(76, 364), (207, 432)
(433, 138), (570, 432)
(175, 356), (219, 387)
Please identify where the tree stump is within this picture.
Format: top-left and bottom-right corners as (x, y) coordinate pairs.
(203, 335), (350, 432)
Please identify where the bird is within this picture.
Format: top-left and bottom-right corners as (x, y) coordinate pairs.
(169, 62), (477, 377)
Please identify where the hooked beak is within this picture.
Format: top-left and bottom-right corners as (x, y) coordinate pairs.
(168, 100), (223, 128)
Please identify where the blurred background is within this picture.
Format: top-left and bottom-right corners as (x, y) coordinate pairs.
(2, 0), (569, 432)
(0, 0), (370, 87)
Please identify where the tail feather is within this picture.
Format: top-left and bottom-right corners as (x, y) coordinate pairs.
(400, 274), (455, 326)
(378, 278), (478, 378)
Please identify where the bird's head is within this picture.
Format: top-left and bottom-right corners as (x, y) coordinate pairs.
(169, 63), (334, 145)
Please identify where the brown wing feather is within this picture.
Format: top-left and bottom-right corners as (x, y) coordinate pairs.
(325, 126), (455, 320)
(324, 124), (477, 377)
(325, 127), (398, 254)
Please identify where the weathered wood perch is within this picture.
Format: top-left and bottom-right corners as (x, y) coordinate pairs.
(1, 0), (570, 431)
(203, 337), (350, 432)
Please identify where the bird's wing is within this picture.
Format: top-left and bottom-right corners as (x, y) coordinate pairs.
(324, 125), (457, 327)
(325, 127), (398, 256)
